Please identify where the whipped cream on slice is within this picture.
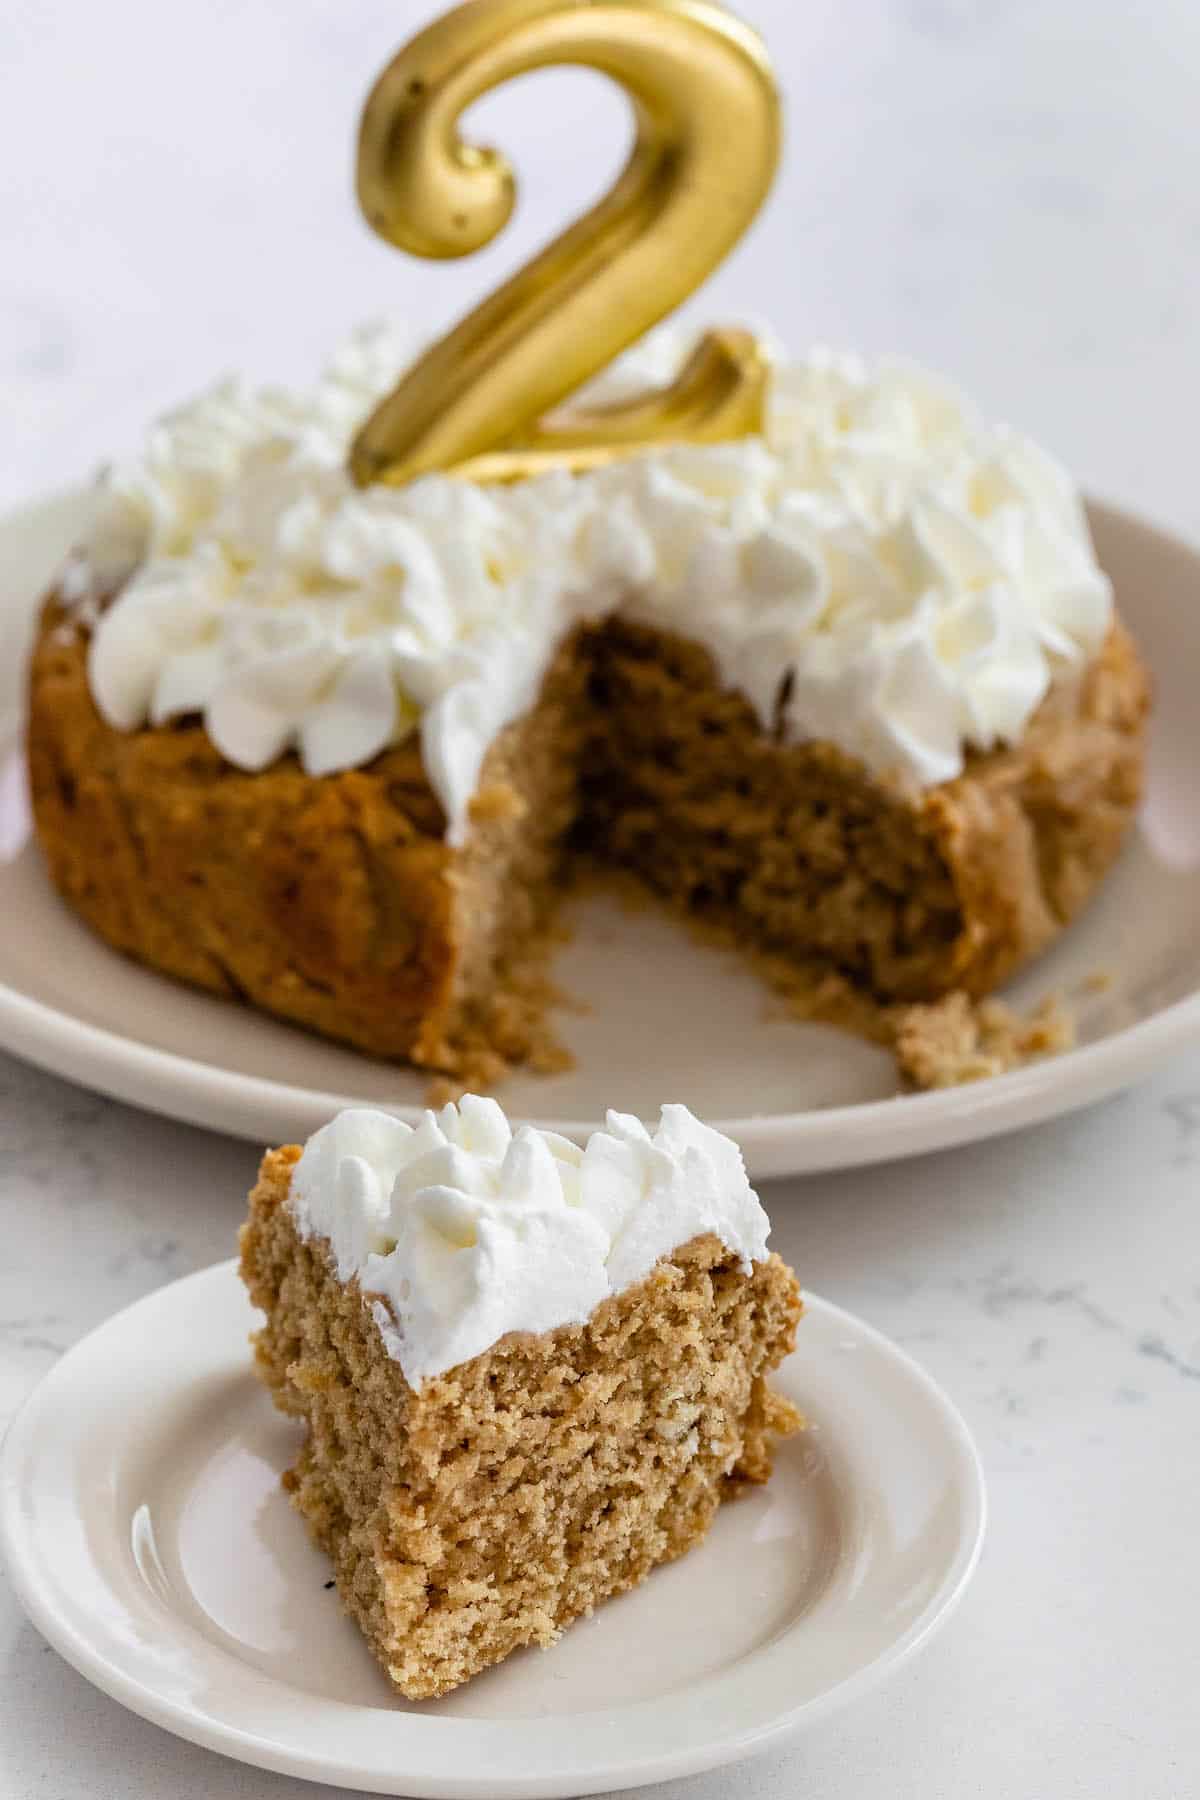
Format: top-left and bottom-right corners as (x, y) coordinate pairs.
(288, 1097), (770, 1387)
(77, 319), (1112, 839)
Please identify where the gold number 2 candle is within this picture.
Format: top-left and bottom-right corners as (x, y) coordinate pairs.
(351, 0), (781, 487)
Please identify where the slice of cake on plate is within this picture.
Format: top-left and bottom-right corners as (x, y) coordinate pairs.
(239, 1095), (802, 1699)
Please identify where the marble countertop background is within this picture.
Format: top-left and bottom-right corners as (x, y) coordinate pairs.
(2, 2), (1200, 1796)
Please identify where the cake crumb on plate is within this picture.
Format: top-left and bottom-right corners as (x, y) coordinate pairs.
(893, 990), (1076, 1090)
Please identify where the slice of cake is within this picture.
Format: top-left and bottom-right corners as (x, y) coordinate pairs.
(239, 1096), (802, 1699)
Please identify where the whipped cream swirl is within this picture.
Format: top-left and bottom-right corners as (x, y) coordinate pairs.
(77, 319), (1113, 838)
(288, 1096), (769, 1386)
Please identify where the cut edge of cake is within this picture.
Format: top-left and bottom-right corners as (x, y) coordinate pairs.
(28, 595), (1150, 1096)
(239, 1139), (803, 1701)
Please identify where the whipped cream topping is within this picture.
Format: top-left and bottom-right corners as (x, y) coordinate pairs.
(288, 1097), (770, 1386)
(77, 319), (1112, 838)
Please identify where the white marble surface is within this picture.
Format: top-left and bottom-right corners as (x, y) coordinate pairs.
(3, 1057), (1200, 1798)
(3, 0), (1200, 1795)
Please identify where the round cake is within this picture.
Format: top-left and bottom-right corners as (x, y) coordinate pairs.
(26, 321), (1150, 1082)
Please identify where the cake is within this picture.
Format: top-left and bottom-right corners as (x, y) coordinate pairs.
(27, 322), (1150, 1083)
(238, 1096), (803, 1698)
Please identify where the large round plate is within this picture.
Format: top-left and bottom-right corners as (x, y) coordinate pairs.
(2, 488), (1198, 1176)
(0, 1262), (985, 1799)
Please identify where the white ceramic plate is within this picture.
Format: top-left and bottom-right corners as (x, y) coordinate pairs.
(0, 1261), (985, 1799)
(2, 488), (1200, 1176)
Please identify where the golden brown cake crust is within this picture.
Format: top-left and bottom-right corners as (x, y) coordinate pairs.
(239, 1145), (803, 1699)
(27, 581), (1149, 1074)
(26, 595), (589, 1073)
(921, 619), (1150, 997)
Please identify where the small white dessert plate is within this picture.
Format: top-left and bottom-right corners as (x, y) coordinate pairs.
(3, 487), (1200, 1175)
(0, 1262), (985, 1800)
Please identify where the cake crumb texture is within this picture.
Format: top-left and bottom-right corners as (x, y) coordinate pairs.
(576, 616), (1148, 1005)
(28, 588), (1148, 1085)
(239, 1148), (803, 1700)
(893, 989), (1076, 1088)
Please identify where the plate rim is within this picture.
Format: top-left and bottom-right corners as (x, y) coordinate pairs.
(4, 944), (1200, 1176)
(3, 486), (1200, 1176)
(0, 1260), (987, 1799)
